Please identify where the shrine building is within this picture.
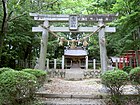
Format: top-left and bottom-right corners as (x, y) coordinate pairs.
(64, 47), (88, 69)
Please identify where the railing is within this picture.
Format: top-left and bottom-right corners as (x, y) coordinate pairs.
(15, 59), (101, 70)
(15, 60), (36, 69)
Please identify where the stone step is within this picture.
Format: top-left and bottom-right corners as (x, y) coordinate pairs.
(36, 93), (107, 99)
(41, 98), (106, 105)
(65, 69), (84, 80)
(37, 93), (107, 104)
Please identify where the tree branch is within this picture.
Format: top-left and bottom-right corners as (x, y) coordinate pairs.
(1, 0), (8, 33)
(7, 11), (13, 21)
(7, 1), (26, 22)
(9, 12), (27, 21)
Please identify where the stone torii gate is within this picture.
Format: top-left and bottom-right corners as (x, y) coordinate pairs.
(30, 13), (116, 73)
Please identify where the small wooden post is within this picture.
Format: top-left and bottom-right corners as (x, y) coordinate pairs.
(85, 56), (88, 69)
(93, 59), (96, 70)
(46, 59), (49, 70)
(62, 55), (65, 69)
(54, 59), (57, 69)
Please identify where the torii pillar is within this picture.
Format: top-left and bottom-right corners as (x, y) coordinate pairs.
(98, 19), (107, 73)
(39, 20), (49, 70)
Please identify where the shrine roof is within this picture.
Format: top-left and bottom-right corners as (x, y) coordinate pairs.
(64, 48), (87, 56)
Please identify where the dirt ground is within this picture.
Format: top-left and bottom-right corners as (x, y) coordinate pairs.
(39, 78), (138, 95)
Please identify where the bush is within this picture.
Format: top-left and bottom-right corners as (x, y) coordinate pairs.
(0, 67), (14, 74)
(101, 69), (128, 95)
(129, 67), (140, 93)
(0, 71), (38, 105)
(122, 66), (133, 74)
(22, 69), (47, 88)
(101, 69), (128, 105)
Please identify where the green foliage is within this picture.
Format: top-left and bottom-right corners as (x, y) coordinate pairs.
(130, 67), (140, 84)
(0, 71), (38, 105)
(0, 0), (140, 68)
(102, 69), (129, 105)
(0, 67), (14, 74)
(122, 66), (133, 74)
(129, 67), (140, 93)
(110, 0), (140, 54)
(101, 69), (128, 95)
(22, 69), (47, 88)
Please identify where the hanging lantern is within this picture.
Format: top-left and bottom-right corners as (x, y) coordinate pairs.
(67, 41), (70, 46)
(83, 39), (88, 47)
(59, 37), (64, 46)
(70, 40), (76, 49)
(59, 40), (63, 46)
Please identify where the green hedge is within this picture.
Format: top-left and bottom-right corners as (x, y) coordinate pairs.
(0, 71), (38, 105)
(101, 69), (129, 105)
(0, 67), (14, 74)
(22, 69), (47, 88)
(101, 69), (128, 95)
(129, 67), (140, 93)
(122, 66), (133, 74)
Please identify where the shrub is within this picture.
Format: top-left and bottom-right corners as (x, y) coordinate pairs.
(101, 69), (128, 95)
(122, 66), (133, 74)
(0, 67), (14, 74)
(101, 69), (128, 105)
(22, 69), (47, 88)
(0, 71), (38, 105)
(129, 67), (140, 93)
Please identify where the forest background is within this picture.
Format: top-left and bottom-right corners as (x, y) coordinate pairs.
(0, 0), (140, 68)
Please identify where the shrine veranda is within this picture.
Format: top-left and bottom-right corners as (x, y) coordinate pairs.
(30, 13), (116, 74)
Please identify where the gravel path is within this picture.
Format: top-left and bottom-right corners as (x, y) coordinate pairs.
(37, 78), (138, 105)
(40, 78), (103, 95)
(39, 78), (138, 95)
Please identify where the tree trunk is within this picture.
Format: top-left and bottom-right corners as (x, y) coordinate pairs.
(0, 0), (8, 66)
(135, 50), (139, 67)
(134, 28), (140, 67)
(0, 34), (4, 67)
(137, 27), (140, 66)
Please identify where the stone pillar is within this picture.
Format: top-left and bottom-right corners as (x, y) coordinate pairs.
(39, 20), (49, 70)
(93, 59), (96, 70)
(62, 55), (65, 69)
(98, 19), (107, 73)
(85, 56), (88, 69)
(54, 59), (57, 69)
(46, 59), (49, 69)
